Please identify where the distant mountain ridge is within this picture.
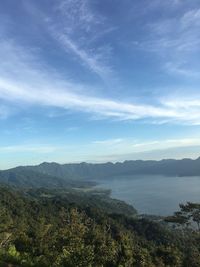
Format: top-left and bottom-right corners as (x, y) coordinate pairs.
(22, 157), (200, 180)
(1, 157), (200, 188)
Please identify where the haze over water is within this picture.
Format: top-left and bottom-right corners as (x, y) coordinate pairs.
(95, 175), (200, 215)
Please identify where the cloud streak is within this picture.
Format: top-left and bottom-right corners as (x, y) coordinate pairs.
(53, 32), (112, 78)
(0, 76), (178, 121)
(46, 0), (113, 80)
(1, 38), (200, 124)
(93, 138), (124, 145)
(88, 137), (200, 162)
(2, 138), (200, 161)
(135, 5), (200, 78)
(3, 76), (200, 125)
(1, 3), (200, 125)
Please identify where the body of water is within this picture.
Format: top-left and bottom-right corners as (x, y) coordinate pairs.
(94, 175), (200, 215)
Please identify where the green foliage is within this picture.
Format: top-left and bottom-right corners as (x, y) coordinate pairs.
(165, 202), (200, 230)
(0, 185), (199, 266)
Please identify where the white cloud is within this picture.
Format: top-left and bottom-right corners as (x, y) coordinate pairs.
(1, 38), (200, 124)
(0, 38), (175, 121)
(163, 98), (200, 108)
(93, 138), (124, 145)
(181, 8), (200, 28)
(131, 138), (200, 152)
(20, 0), (114, 81)
(1, 137), (200, 164)
(87, 137), (200, 162)
(164, 62), (200, 78)
(92, 137), (200, 155)
(52, 32), (112, 78)
(45, 0), (113, 80)
(0, 76), (178, 121)
(135, 6), (200, 78)
(56, 0), (103, 30)
(83, 137), (200, 162)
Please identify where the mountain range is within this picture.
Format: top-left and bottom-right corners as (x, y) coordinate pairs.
(0, 157), (200, 188)
(26, 157), (200, 179)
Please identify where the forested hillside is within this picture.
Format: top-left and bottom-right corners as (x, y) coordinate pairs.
(0, 168), (96, 189)
(0, 186), (199, 267)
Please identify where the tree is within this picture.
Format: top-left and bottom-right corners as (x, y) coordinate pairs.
(165, 202), (200, 231)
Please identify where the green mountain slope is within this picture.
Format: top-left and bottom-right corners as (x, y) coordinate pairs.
(0, 186), (199, 267)
(0, 167), (95, 189)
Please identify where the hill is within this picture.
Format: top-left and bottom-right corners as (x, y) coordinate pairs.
(0, 167), (96, 189)
(0, 185), (199, 267)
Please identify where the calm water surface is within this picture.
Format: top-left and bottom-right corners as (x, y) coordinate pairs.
(95, 175), (200, 215)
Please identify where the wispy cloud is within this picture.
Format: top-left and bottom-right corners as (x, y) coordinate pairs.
(0, 76), (178, 121)
(135, 5), (200, 78)
(1, 36), (200, 124)
(93, 138), (124, 145)
(56, 0), (103, 32)
(45, 0), (113, 80)
(1, 137), (200, 165)
(181, 8), (200, 28)
(164, 62), (200, 78)
(82, 137), (200, 163)
(1, 4), (200, 125)
(52, 31), (112, 78)
(88, 137), (200, 162)
(131, 138), (200, 151)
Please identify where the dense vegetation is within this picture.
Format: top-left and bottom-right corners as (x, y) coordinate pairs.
(0, 186), (199, 267)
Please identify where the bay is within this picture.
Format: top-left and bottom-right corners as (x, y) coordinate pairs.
(94, 175), (200, 215)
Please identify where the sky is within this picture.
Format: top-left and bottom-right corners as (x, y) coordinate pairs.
(1, 0), (200, 169)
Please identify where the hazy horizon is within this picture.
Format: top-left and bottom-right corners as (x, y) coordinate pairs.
(2, 152), (200, 171)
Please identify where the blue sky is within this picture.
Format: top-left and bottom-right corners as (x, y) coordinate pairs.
(1, 0), (200, 169)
